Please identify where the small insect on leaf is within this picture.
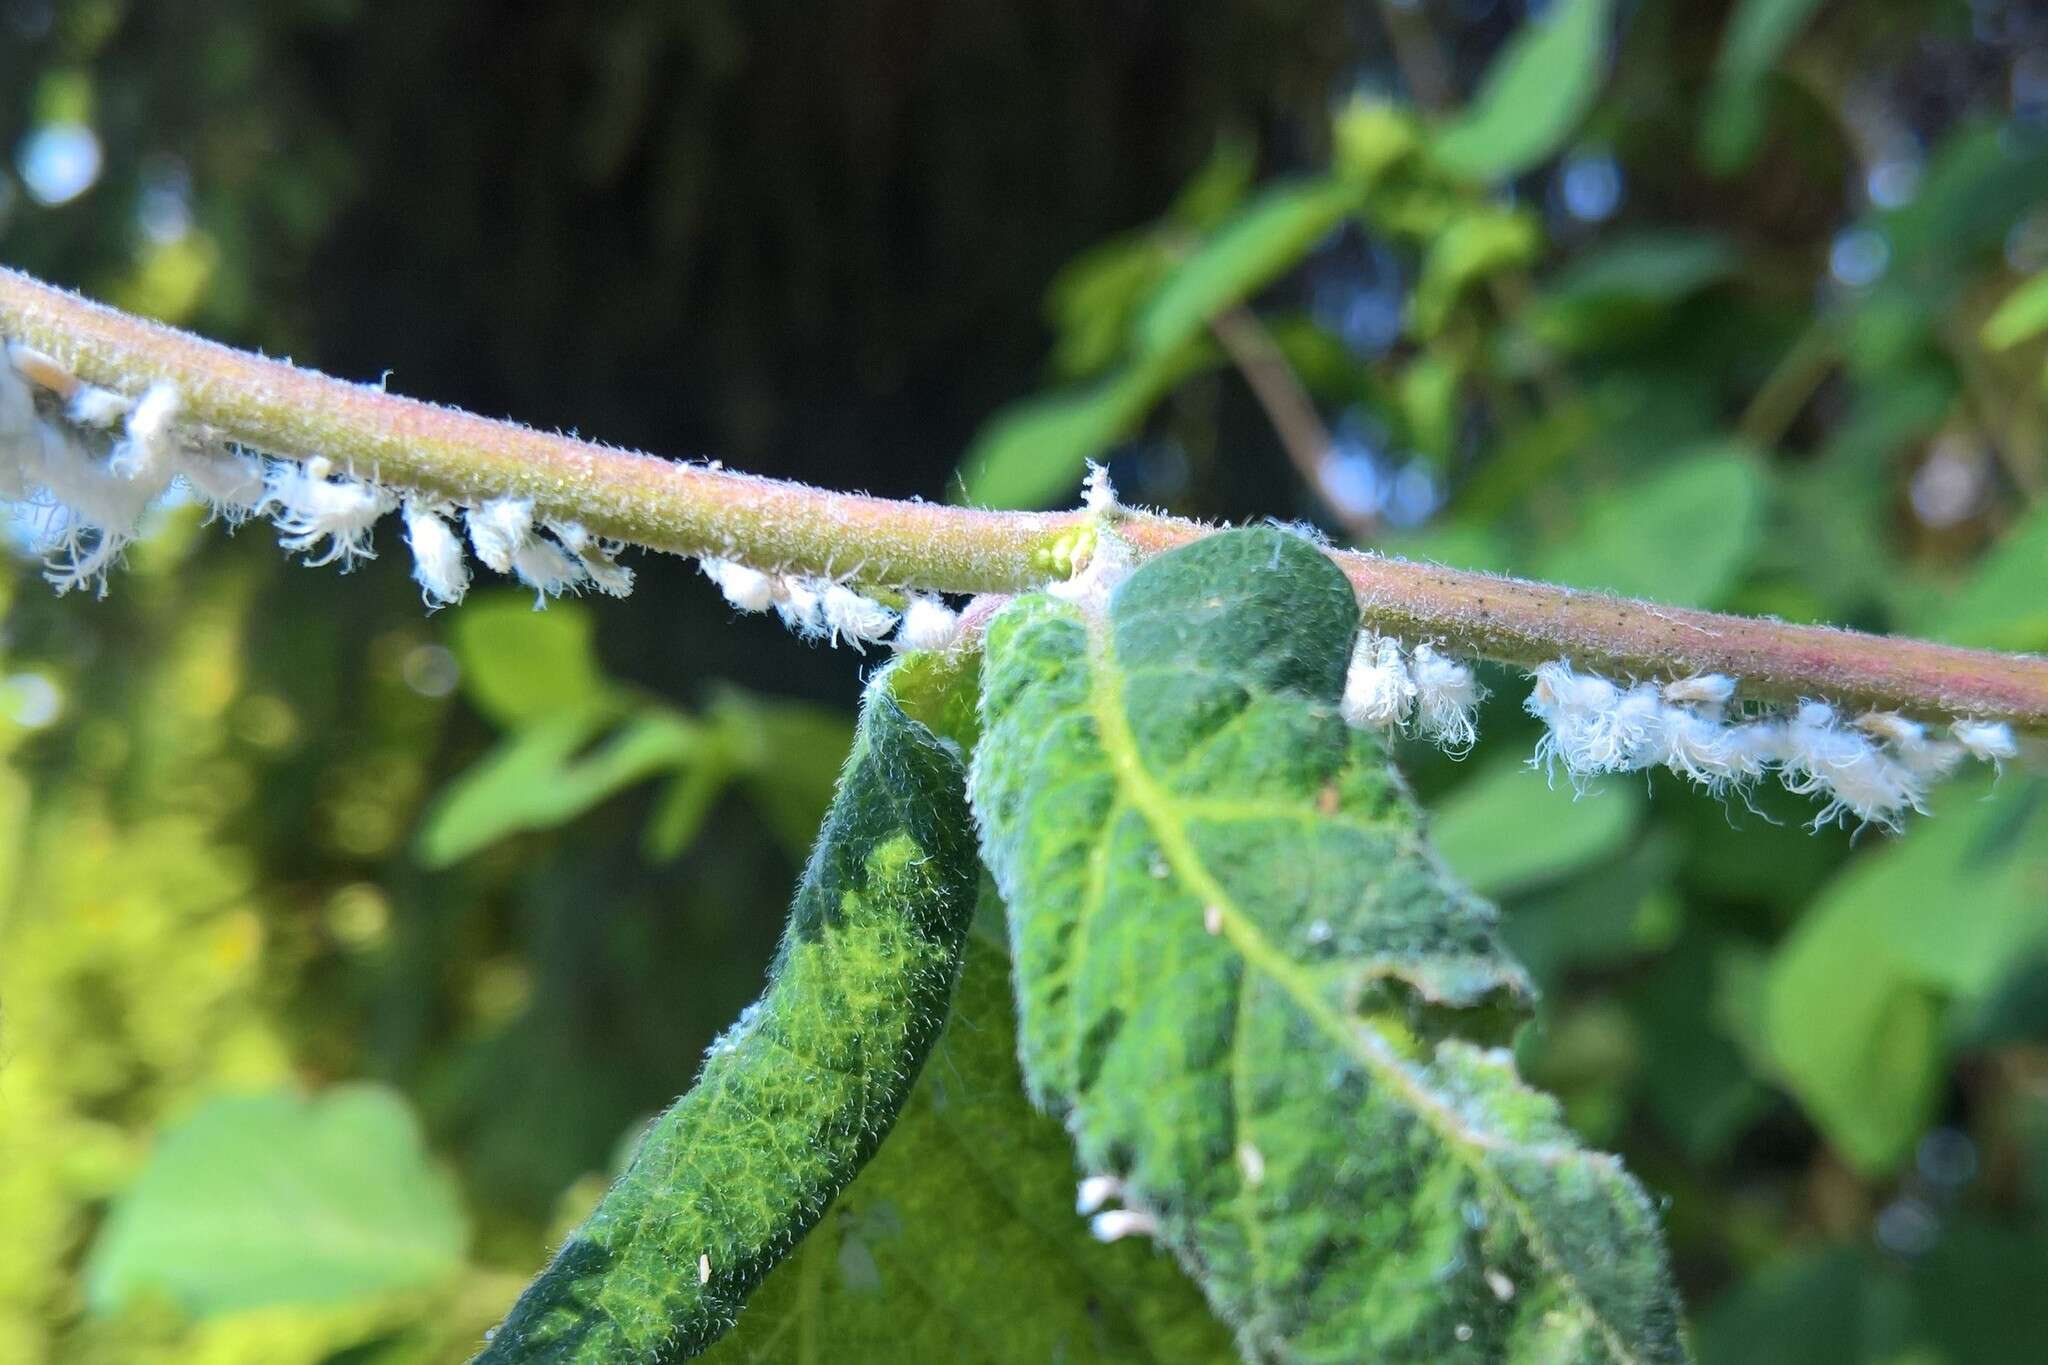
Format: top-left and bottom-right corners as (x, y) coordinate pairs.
(476, 651), (983, 1363)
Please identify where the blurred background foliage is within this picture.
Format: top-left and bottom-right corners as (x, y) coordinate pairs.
(3, 0), (2048, 1360)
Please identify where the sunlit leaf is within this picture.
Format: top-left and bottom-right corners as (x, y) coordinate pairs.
(956, 352), (1193, 509)
(1165, 130), (1259, 231)
(1433, 0), (1617, 180)
(417, 706), (701, 867)
(1333, 97), (1423, 186)
(1045, 233), (1174, 379)
(87, 1085), (468, 1317)
(449, 594), (614, 729)
(1133, 177), (1359, 359)
(1981, 271), (2048, 351)
(1410, 207), (1541, 337)
(1398, 351), (1462, 460)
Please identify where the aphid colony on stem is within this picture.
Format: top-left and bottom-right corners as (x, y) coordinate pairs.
(0, 341), (2018, 830)
(1, 342), (634, 607)
(0, 340), (958, 650)
(1340, 636), (2015, 833)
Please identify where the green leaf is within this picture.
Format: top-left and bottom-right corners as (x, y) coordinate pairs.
(711, 689), (856, 859)
(644, 759), (732, 863)
(478, 655), (984, 1363)
(1763, 777), (2048, 1173)
(1165, 131), (1260, 231)
(417, 706), (702, 867)
(1535, 445), (1766, 606)
(1881, 123), (2048, 283)
(1433, 0), (1617, 181)
(86, 1084), (468, 1317)
(1134, 177), (1359, 359)
(1699, 0), (1826, 173)
(1411, 208), (1541, 337)
(1333, 97), (1423, 186)
(1713, 0), (1828, 87)
(1433, 758), (1643, 897)
(1500, 840), (1684, 993)
(971, 527), (1687, 1363)
(1696, 1249), (1899, 1365)
(1982, 271), (2048, 350)
(1399, 351), (1464, 461)
(702, 927), (1238, 1363)
(1540, 233), (1738, 304)
(1925, 499), (2048, 652)
(957, 352), (1193, 509)
(1523, 233), (1737, 350)
(1908, 1219), (2048, 1364)
(1628, 937), (1770, 1162)
(1045, 232), (1175, 379)
(450, 594), (614, 729)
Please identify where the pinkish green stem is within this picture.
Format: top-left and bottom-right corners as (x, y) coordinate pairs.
(5, 265), (2045, 728)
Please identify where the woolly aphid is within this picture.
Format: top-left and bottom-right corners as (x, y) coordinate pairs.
(2, 349), (643, 612)
(1515, 659), (2015, 832)
(700, 556), (950, 655)
(401, 499), (471, 608)
(1073, 1175), (1159, 1244)
(2, 373), (1066, 658)
(1341, 630), (1484, 753)
(2, 347), (2022, 828)
(1336, 628), (2018, 832)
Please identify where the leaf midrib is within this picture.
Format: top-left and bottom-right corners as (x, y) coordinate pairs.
(1080, 616), (1639, 1365)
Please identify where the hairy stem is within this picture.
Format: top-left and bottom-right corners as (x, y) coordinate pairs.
(4, 265), (2045, 728)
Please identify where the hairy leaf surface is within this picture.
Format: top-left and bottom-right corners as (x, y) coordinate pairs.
(703, 921), (1237, 1363)
(478, 654), (983, 1363)
(971, 527), (1687, 1363)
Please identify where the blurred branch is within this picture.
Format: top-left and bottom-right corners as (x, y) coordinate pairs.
(1376, 0), (1455, 114)
(1948, 329), (2044, 498)
(1209, 307), (1377, 541)
(6, 265), (2047, 727)
(1738, 320), (1836, 449)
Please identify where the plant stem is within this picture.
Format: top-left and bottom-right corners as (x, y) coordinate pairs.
(1209, 307), (1374, 541)
(1738, 319), (1836, 450)
(5, 265), (2046, 728)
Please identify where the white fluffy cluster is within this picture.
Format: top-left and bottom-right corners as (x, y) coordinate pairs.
(453, 496), (635, 607)
(9, 349), (951, 633)
(1074, 1175), (1158, 1244)
(699, 557), (963, 654)
(3, 349), (212, 595)
(1525, 660), (2017, 831)
(1, 348), (637, 609)
(1340, 630), (1485, 753)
